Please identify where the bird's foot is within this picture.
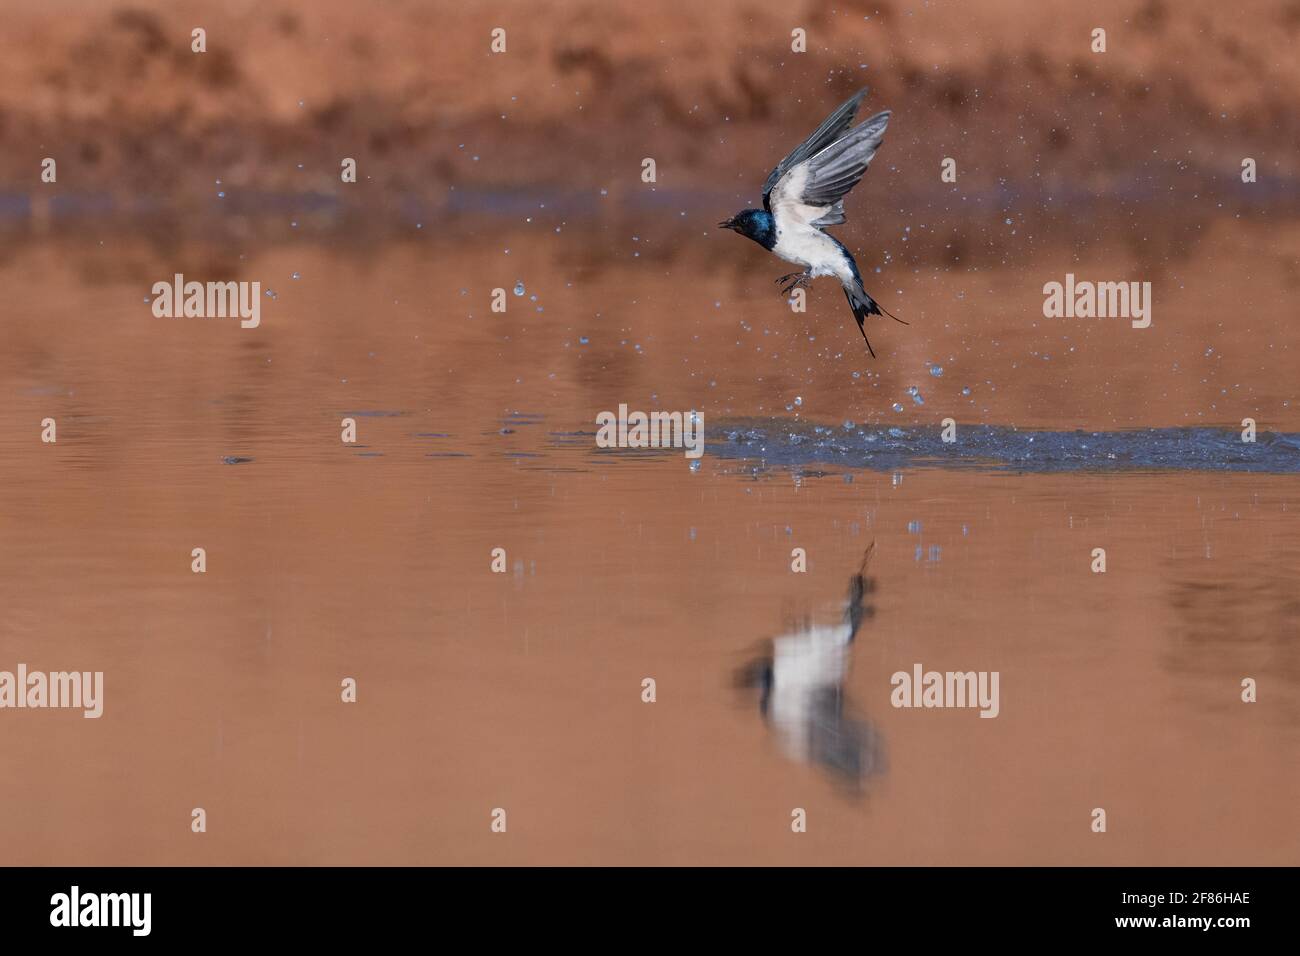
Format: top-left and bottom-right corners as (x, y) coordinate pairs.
(779, 272), (813, 295)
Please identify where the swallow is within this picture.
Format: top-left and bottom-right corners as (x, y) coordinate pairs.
(719, 88), (905, 356)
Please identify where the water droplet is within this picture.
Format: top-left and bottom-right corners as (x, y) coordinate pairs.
(513, 281), (525, 296)
(793, 396), (803, 406)
(892, 402), (904, 412)
(264, 289), (278, 299)
(290, 272), (301, 280)
(929, 364), (944, 377)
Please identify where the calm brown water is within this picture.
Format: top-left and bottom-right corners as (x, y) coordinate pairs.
(0, 210), (1297, 864)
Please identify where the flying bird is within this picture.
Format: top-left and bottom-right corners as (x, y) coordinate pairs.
(718, 88), (904, 356)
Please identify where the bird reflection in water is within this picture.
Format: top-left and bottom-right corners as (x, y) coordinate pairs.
(737, 545), (884, 791)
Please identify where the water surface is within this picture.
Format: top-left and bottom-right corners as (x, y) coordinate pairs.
(0, 211), (1296, 864)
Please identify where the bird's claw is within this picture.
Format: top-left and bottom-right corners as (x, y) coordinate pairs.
(779, 272), (813, 295)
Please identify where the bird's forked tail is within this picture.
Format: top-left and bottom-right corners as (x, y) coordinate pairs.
(843, 283), (907, 358)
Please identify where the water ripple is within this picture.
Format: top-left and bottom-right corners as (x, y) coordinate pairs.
(708, 421), (1300, 474)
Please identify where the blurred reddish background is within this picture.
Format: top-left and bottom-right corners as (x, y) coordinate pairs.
(2, 0), (1297, 215)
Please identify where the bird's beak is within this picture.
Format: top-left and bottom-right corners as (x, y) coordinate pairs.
(718, 218), (736, 231)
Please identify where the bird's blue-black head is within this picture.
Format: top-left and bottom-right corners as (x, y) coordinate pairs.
(719, 209), (776, 251)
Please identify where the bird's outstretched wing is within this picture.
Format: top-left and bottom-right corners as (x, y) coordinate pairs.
(761, 88), (868, 212)
(766, 109), (891, 229)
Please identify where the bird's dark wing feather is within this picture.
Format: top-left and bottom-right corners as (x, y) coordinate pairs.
(761, 88), (868, 212)
(771, 110), (891, 228)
